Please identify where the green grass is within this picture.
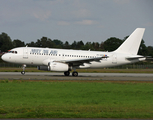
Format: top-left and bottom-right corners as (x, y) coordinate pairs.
(0, 80), (153, 118)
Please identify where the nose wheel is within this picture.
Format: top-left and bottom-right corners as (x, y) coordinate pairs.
(21, 71), (25, 75)
(21, 64), (26, 75)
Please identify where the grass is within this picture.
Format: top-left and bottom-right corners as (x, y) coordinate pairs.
(0, 80), (153, 118)
(0, 67), (153, 73)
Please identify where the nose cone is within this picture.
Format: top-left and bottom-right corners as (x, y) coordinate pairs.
(1, 54), (7, 61)
(1, 54), (10, 62)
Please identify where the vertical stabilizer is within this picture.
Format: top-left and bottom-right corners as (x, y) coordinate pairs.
(114, 28), (145, 55)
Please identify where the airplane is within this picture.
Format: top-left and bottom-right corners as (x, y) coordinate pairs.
(1, 28), (146, 76)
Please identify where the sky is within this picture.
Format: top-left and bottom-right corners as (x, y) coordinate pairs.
(0, 0), (153, 46)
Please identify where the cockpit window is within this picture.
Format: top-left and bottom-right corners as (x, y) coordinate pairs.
(8, 51), (17, 54)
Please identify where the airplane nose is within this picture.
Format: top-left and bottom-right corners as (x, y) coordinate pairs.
(1, 54), (6, 61)
(1, 54), (8, 62)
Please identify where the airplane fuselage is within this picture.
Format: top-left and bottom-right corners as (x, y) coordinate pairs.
(2, 47), (144, 69)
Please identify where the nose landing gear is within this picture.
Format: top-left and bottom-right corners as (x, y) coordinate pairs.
(21, 64), (26, 75)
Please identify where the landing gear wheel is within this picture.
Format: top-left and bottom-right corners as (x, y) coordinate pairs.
(21, 71), (25, 75)
(64, 71), (70, 76)
(72, 71), (78, 77)
(21, 64), (26, 75)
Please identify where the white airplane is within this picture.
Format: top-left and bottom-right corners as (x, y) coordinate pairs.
(1, 28), (146, 76)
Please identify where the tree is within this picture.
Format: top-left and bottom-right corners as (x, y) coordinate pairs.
(53, 39), (63, 48)
(147, 46), (153, 57)
(13, 39), (25, 47)
(35, 39), (41, 47)
(71, 41), (77, 49)
(63, 41), (71, 49)
(92, 42), (100, 51)
(26, 41), (36, 47)
(138, 40), (148, 56)
(28, 37), (55, 48)
(99, 42), (104, 51)
(76, 40), (84, 49)
(0, 33), (13, 52)
(83, 42), (94, 50)
(103, 37), (123, 51)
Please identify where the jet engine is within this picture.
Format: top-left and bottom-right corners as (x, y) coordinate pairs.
(38, 62), (69, 72)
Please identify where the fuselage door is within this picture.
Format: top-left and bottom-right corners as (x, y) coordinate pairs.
(112, 54), (117, 64)
(23, 48), (28, 59)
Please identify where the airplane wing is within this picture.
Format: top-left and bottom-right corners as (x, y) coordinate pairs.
(55, 55), (108, 66)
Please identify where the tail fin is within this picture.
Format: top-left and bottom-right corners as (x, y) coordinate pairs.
(114, 28), (145, 55)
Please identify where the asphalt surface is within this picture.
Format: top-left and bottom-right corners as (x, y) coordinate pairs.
(0, 72), (153, 81)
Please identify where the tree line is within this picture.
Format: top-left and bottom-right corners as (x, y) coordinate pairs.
(0, 32), (153, 57)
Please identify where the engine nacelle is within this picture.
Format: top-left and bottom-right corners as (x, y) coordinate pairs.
(48, 62), (69, 72)
(37, 62), (69, 72)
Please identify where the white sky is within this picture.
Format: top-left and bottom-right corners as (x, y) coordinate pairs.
(0, 0), (153, 46)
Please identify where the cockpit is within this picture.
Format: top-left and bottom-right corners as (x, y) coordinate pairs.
(8, 51), (17, 54)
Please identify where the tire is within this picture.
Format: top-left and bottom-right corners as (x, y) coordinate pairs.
(21, 71), (25, 75)
(72, 71), (78, 77)
(64, 71), (70, 76)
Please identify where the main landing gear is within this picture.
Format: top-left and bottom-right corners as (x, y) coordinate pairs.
(64, 71), (70, 76)
(21, 64), (26, 75)
(72, 71), (78, 77)
(64, 71), (78, 77)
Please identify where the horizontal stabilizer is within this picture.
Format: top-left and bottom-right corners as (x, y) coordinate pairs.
(126, 55), (145, 60)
